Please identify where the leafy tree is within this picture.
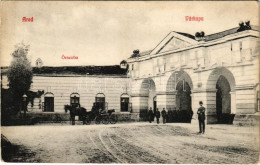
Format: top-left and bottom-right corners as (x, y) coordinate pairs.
(7, 42), (33, 114)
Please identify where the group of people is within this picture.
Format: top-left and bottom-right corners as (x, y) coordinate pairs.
(148, 107), (167, 124)
(147, 101), (206, 134)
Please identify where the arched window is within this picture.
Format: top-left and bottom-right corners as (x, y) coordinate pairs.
(95, 93), (106, 110)
(121, 93), (130, 112)
(70, 93), (80, 106)
(44, 92), (54, 112)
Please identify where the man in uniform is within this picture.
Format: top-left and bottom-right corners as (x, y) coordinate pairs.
(148, 107), (154, 123)
(197, 101), (206, 134)
(161, 108), (167, 124)
(155, 108), (161, 124)
(71, 104), (77, 125)
(168, 108), (173, 122)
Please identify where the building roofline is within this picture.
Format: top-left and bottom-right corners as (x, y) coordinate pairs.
(1, 65), (128, 76)
(128, 25), (259, 61)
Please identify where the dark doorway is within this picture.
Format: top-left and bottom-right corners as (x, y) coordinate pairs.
(44, 97), (54, 112)
(216, 76), (232, 124)
(153, 96), (157, 114)
(121, 94), (129, 112)
(174, 81), (192, 123)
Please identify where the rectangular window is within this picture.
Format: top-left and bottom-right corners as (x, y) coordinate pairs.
(240, 42), (242, 51)
(121, 98), (129, 112)
(96, 97), (105, 103)
(44, 97), (54, 112)
(71, 97), (79, 104)
(95, 97), (105, 110)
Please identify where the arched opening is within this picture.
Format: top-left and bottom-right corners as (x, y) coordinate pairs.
(166, 70), (193, 92)
(44, 92), (54, 112)
(166, 70), (193, 123)
(206, 67), (236, 124)
(176, 81), (191, 111)
(175, 80), (192, 123)
(70, 93), (80, 107)
(121, 93), (130, 112)
(139, 78), (156, 120)
(216, 76), (231, 124)
(95, 93), (106, 111)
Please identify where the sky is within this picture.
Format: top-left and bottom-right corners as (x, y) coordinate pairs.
(0, 1), (259, 67)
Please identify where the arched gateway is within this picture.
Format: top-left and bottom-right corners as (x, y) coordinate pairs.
(206, 67), (236, 124)
(139, 78), (156, 120)
(166, 70), (193, 123)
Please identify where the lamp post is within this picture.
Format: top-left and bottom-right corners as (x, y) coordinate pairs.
(22, 94), (27, 118)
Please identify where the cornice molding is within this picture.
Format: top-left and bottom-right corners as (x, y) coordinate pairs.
(235, 84), (257, 90)
(130, 93), (149, 97)
(127, 30), (259, 63)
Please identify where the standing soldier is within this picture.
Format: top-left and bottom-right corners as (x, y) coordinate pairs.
(168, 108), (173, 122)
(161, 108), (167, 124)
(71, 104), (77, 125)
(148, 107), (154, 123)
(197, 101), (206, 134)
(155, 108), (161, 124)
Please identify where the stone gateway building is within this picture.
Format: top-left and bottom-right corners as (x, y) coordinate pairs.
(1, 23), (259, 124)
(127, 24), (259, 124)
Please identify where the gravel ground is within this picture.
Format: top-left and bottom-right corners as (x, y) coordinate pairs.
(1, 122), (259, 163)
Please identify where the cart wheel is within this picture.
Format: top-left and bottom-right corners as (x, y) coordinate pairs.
(85, 116), (91, 125)
(95, 116), (101, 124)
(110, 115), (117, 124)
(102, 116), (109, 124)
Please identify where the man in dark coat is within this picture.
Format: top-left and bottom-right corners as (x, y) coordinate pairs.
(197, 101), (206, 134)
(168, 108), (173, 122)
(161, 108), (167, 124)
(71, 104), (77, 125)
(148, 107), (154, 123)
(155, 108), (161, 124)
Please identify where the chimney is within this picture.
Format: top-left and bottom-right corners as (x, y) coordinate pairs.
(195, 31), (205, 41)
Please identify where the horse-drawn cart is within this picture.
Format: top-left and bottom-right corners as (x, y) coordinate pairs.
(64, 104), (118, 125)
(95, 109), (117, 124)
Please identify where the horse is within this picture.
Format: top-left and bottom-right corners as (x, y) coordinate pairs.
(64, 104), (88, 125)
(25, 90), (44, 108)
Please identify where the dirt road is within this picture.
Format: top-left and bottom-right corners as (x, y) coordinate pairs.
(1, 122), (259, 163)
